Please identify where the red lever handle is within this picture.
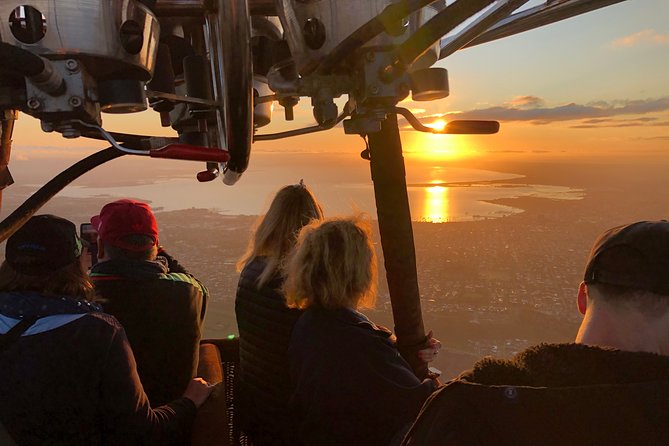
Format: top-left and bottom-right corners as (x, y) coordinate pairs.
(197, 170), (219, 182)
(149, 144), (230, 162)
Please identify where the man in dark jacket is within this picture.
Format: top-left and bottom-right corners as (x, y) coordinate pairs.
(89, 199), (208, 406)
(402, 220), (669, 446)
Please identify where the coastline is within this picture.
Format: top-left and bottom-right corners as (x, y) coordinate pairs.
(4, 153), (669, 378)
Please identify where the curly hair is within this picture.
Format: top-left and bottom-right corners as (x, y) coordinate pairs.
(284, 216), (377, 310)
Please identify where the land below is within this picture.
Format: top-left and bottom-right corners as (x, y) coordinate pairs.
(3, 152), (669, 379)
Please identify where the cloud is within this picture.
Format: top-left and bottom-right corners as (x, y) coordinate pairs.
(505, 96), (545, 109)
(581, 117), (657, 125)
(439, 96), (669, 125)
(570, 118), (669, 129)
(612, 29), (669, 48)
(408, 108), (426, 115)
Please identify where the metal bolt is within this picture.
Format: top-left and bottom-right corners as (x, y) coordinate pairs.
(69, 96), (83, 107)
(27, 98), (41, 110)
(61, 127), (81, 139)
(41, 121), (54, 133)
(65, 59), (79, 72)
(503, 387), (518, 399)
(368, 85), (379, 95)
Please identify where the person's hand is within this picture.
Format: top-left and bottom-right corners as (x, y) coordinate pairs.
(417, 330), (442, 363)
(183, 377), (216, 408)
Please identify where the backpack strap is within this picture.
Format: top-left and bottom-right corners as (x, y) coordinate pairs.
(0, 316), (38, 352)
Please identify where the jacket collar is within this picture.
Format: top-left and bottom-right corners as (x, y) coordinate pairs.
(323, 307), (393, 339)
(90, 257), (168, 280)
(463, 342), (669, 387)
(0, 291), (102, 319)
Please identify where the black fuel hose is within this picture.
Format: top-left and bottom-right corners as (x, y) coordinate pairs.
(0, 147), (126, 243)
(0, 42), (44, 78)
(0, 42), (65, 95)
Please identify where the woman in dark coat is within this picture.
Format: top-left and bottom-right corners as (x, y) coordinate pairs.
(235, 181), (324, 445)
(285, 216), (440, 446)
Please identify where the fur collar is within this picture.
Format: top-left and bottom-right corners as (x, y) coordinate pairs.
(461, 343), (669, 387)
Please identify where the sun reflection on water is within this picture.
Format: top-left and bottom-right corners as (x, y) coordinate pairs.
(421, 185), (450, 223)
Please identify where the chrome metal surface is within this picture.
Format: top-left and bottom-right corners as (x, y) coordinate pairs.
(146, 90), (218, 107)
(443, 0), (628, 55)
(253, 75), (274, 128)
(205, 0), (254, 183)
(154, 0), (207, 16)
(154, 0), (276, 16)
(438, 0), (530, 60)
(276, 0), (440, 73)
(392, 0), (495, 70)
(248, 0), (277, 15)
(205, 9), (228, 152)
(25, 60), (101, 127)
(253, 102), (350, 141)
(74, 120), (149, 155)
(0, 1), (160, 81)
(28, 57), (65, 95)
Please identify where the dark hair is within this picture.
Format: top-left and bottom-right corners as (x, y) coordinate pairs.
(0, 260), (94, 300)
(105, 234), (157, 261)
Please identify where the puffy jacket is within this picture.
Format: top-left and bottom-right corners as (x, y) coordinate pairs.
(235, 256), (303, 446)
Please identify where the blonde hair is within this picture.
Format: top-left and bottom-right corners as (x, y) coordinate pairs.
(284, 216), (377, 310)
(237, 182), (324, 287)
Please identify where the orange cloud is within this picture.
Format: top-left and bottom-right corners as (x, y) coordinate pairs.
(505, 96), (545, 109)
(437, 96), (669, 125)
(612, 29), (669, 48)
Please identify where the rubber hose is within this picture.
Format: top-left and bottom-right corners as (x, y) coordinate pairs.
(0, 147), (125, 243)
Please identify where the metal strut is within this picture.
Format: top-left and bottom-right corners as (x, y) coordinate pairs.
(368, 113), (428, 378)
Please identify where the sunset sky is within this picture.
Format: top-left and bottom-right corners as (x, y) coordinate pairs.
(8, 0), (669, 190)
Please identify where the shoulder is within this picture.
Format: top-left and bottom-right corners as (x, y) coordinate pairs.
(78, 311), (126, 333)
(154, 272), (207, 300)
(402, 380), (496, 445)
(293, 308), (392, 351)
(49, 311), (128, 349)
(239, 257), (282, 288)
(241, 256), (269, 275)
(237, 257), (285, 303)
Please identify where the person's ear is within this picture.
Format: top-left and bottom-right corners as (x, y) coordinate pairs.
(577, 281), (588, 315)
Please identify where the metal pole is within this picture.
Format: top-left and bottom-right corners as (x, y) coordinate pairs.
(368, 113), (428, 378)
(0, 110), (17, 212)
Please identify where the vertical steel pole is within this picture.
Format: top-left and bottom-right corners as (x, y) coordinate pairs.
(0, 110), (17, 212)
(368, 113), (428, 378)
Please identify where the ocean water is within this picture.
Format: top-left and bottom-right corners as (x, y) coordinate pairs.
(47, 153), (583, 222)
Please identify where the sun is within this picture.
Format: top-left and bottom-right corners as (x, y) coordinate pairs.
(402, 131), (476, 160)
(426, 119), (447, 132)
